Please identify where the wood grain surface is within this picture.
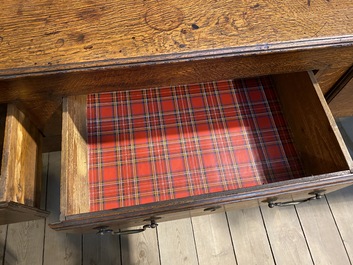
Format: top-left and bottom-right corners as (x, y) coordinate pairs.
(1, 45), (353, 131)
(52, 170), (353, 233)
(0, 0), (352, 75)
(0, 105), (42, 208)
(121, 227), (160, 265)
(192, 213), (236, 265)
(1, 0), (353, 133)
(83, 234), (121, 265)
(227, 207), (274, 265)
(326, 185), (353, 261)
(329, 78), (353, 117)
(2, 154), (47, 263)
(316, 66), (351, 95)
(273, 72), (352, 175)
(261, 206), (313, 265)
(0, 225), (7, 263)
(2, 151), (353, 264)
(296, 198), (351, 265)
(5, 220), (45, 265)
(158, 218), (198, 265)
(61, 96), (89, 217)
(16, 98), (63, 132)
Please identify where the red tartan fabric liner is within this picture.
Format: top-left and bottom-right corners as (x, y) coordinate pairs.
(87, 77), (304, 212)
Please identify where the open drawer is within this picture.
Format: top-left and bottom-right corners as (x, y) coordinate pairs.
(0, 104), (48, 224)
(51, 71), (353, 233)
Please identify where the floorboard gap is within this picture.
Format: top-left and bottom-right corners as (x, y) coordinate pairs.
(225, 211), (239, 265)
(190, 217), (200, 265)
(294, 205), (315, 265)
(2, 225), (8, 265)
(259, 206), (277, 265)
(155, 227), (162, 265)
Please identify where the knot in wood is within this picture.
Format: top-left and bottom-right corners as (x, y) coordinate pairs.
(145, 3), (184, 32)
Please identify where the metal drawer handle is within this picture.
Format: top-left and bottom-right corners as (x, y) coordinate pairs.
(96, 220), (158, 236)
(268, 193), (323, 208)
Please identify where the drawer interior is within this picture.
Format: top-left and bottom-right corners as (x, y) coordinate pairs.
(87, 76), (303, 211)
(61, 71), (353, 217)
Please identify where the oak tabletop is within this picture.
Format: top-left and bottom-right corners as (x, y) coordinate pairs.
(1, 0), (353, 76)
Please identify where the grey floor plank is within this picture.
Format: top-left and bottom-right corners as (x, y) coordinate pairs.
(5, 220), (45, 265)
(5, 151), (353, 265)
(83, 233), (121, 265)
(192, 213), (236, 265)
(0, 225), (7, 265)
(296, 197), (351, 265)
(260, 205), (313, 265)
(158, 218), (198, 265)
(227, 207), (274, 265)
(121, 226), (160, 265)
(2, 153), (49, 265)
(326, 185), (353, 262)
(42, 152), (82, 265)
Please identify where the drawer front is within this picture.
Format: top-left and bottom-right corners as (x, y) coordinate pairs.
(50, 170), (353, 233)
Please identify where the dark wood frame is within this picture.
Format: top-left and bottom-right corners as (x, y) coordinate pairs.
(1, 38), (353, 131)
(50, 170), (353, 233)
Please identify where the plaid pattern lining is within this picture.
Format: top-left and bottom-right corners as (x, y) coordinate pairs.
(87, 77), (304, 211)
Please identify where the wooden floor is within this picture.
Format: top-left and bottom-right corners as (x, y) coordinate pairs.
(1, 151), (353, 265)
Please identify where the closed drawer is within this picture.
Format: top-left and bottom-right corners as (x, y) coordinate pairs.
(0, 104), (48, 224)
(51, 71), (353, 233)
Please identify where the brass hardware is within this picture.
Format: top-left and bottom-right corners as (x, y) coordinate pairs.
(268, 193), (323, 208)
(95, 220), (158, 236)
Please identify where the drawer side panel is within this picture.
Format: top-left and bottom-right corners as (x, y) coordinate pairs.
(273, 72), (352, 175)
(61, 96), (89, 217)
(0, 104), (42, 208)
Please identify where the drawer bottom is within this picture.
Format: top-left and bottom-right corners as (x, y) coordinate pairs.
(87, 76), (303, 212)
